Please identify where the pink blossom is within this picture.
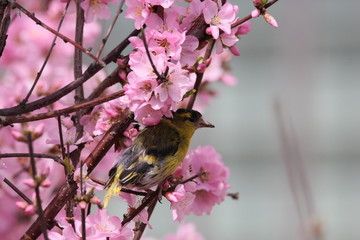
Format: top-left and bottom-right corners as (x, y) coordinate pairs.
(125, 50), (193, 126)
(125, 0), (150, 29)
(81, 0), (118, 22)
(170, 185), (196, 222)
(74, 165), (104, 191)
(171, 146), (230, 218)
(132, 103), (165, 126)
(48, 231), (66, 240)
(120, 192), (149, 224)
(59, 209), (133, 240)
(81, 96), (129, 138)
(180, 0), (205, 31)
(16, 201), (36, 216)
(236, 21), (252, 35)
(251, 9), (260, 18)
(180, 35), (200, 66)
(264, 13), (279, 28)
(203, 1), (238, 39)
(23, 178), (36, 188)
(148, 0), (175, 8)
(163, 223), (204, 240)
(46, 117), (78, 152)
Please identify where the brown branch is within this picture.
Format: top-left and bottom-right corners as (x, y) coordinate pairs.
(0, 153), (62, 164)
(21, 0), (71, 106)
(187, 39), (215, 109)
(141, 28), (162, 80)
(231, 0), (279, 28)
(21, 112), (132, 239)
(27, 133), (49, 240)
(74, 0), (85, 106)
(83, 66), (123, 104)
(84, 111), (133, 173)
(133, 192), (158, 240)
(0, 90), (125, 125)
(121, 188), (159, 226)
(21, 180), (78, 240)
(3, 178), (33, 204)
(11, 1), (104, 65)
(57, 116), (67, 162)
(0, 0), (11, 57)
(0, 28), (139, 117)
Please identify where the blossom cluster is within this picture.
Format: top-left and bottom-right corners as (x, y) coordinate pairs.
(0, 0), (280, 238)
(167, 146), (230, 221)
(121, 0), (250, 125)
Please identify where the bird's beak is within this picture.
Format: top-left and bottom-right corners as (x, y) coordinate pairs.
(196, 117), (215, 129)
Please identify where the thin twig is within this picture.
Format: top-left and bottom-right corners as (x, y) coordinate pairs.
(0, 29), (139, 117)
(0, 90), (125, 125)
(11, 1), (105, 65)
(20, 115), (133, 239)
(3, 178), (33, 204)
(231, 0), (279, 28)
(96, 0), (125, 58)
(133, 191), (158, 240)
(21, 0), (71, 105)
(73, 0), (85, 170)
(187, 39), (215, 109)
(141, 28), (162, 80)
(0, 153), (62, 164)
(121, 189), (158, 226)
(166, 171), (207, 193)
(21, 180), (78, 240)
(81, 208), (86, 240)
(27, 133), (49, 240)
(57, 116), (66, 161)
(85, 66), (124, 102)
(273, 99), (307, 239)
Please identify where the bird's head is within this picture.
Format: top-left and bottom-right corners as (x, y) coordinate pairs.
(172, 109), (215, 130)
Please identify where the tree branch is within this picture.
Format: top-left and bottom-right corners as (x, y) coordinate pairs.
(0, 28), (139, 117)
(186, 39), (215, 109)
(20, 112), (132, 239)
(0, 90), (124, 125)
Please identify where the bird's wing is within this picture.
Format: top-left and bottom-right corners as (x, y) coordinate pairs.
(114, 121), (180, 186)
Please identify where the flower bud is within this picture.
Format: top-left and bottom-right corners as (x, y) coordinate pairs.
(264, 13), (278, 28)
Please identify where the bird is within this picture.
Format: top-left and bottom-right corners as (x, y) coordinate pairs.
(103, 108), (214, 207)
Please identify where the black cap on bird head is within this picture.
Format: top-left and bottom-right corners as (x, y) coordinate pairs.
(173, 109), (215, 129)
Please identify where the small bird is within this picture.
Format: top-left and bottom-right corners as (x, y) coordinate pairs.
(103, 108), (214, 207)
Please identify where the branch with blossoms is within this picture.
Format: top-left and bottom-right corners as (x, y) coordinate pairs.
(0, 0), (279, 239)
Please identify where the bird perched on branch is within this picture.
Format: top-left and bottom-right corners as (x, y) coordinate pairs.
(103, 108), (214, 207)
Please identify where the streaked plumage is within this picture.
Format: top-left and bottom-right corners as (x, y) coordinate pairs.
(103, 109), (214, 207)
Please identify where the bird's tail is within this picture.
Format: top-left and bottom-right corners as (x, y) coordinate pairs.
(103, 165), (123, 208)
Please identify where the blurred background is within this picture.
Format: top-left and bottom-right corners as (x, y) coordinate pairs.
(105, 0), (360, 239)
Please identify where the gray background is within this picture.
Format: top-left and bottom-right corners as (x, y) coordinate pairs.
(105, 0), (360, 239)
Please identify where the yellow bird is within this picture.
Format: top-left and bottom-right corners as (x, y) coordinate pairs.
(103, 109), (214, 207)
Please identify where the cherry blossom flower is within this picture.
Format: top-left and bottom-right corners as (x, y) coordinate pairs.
(120, 192), (149, 224)
(169, 184), (196, 222)
(125, 0), (151, 29)
(58, 209), (133, 240)
(169, 146), (230, 220)
(81, 0), (118, 22)
(203, 1), (238, 39)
